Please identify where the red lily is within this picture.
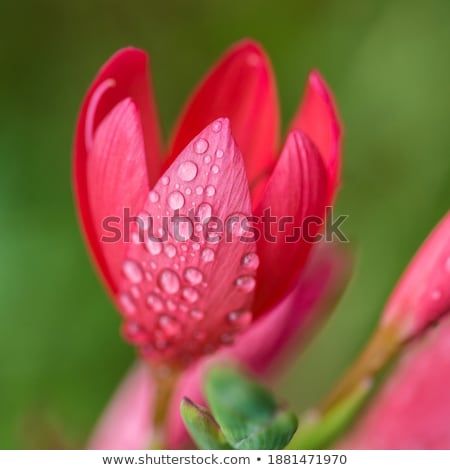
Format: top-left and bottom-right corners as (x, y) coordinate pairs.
(74, 40), (341, 367)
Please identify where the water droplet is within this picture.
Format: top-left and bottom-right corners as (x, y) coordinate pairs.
(175, 183), (180, 190)
(215, 149), (224, 159)
(204, 155), (212, 164)
(146, 293), (164, 312)
(431, 289), (442, 301)
(212, 120), (222, 133)
(149, 190), (160, 203)
(145, 271), (153, 281)
(158, 269), (180, 294)
(161, 175), (170, 186)
(184, 267), (204, 285)
(220, 332), (234, 345)
(130, 285), (140, 299)
(201, 248), (215, 262)
(235, 275), (256, 293)
(190, 309), (204, 321)
(166, 299), (177, 312)
(150, 261), (157, 270)
(193, 242), (200, 251)
(178, 161), (198, 182)
(195, 186), (204, 195)
(197, 203), (212, 223)
(131, 232), (141, 244)
(158, 315), (181, 338)
(205, 185), (216, 197)
(168, 191), (185, 210)
(122, 259), (143, 283)
(194, 138), (209, 154)
(185, 187), (192, 195)
(182, 286), (199, 303)
(119, 293), (136, 315)
(164, 244), (177, 258)
(241, 252), (260, 270)
(227, 310), (252, 328)
(211, 164), (219, 174)
(145, 238), (162, 255)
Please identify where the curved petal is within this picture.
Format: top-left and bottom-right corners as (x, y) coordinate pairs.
(87, 362), (154, 450)
(167, 243), (351, 449)
(74, 48), (162, 294)
(289, 71), (342, 203)
(117, 118), (257, 366)
(339, 316), (450, 449)
(381, 211), (450, 340)
(253, 131), (328, 315)
(168, 39), (279, 191)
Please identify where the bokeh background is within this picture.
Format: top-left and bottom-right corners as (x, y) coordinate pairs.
(1, 0), (449, 448)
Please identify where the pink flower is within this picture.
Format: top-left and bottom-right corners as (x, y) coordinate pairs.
(337, 212), (450, 449)
(381, 211), (450, 340)
(74, 40), (342, 367)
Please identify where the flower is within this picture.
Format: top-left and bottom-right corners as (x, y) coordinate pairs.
(73, 39), (342, 367)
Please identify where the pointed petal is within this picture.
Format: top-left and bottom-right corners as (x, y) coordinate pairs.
(339, 316), (450, 449)
(253, 131), (328, 314)
(117, 119), (257, 366)
(381, 211), (450, 340)
(166, 243), (351, 449)
(290, 71), (342, 203)
(87, 362), (154, 450)
(168, 40), (279, 189)
(74, 48), (162, 294)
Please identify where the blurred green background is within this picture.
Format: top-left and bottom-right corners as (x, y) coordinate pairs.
(0, 0), (449, 448)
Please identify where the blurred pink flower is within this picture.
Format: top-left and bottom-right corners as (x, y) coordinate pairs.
(73, 40), (342, 367)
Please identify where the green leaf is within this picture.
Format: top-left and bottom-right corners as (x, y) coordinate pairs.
(204, 365), (298, 449)
(180, 397), (232, 450)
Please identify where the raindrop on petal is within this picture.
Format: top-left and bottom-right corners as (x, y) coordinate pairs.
(146, 293), (164, 312)
(178, 161), (198, 182)
(234, 275), (256, 293)
(149, 190), (160, 203)
(190, 309), (204, 321)
(201, 248), (215, 262)
(205, 185), (216, 197)
(241, 252), (260, 270)
(122, 260), (143, 283)
(227, 310), (252, 328)
(161, 175), (170, 186)
(168, 191), (185, 210)
(164, 244), (177, 258)
(184, 267), (204, 286)
(158, 269), (180, 294)
(197, 203), (212, 223)
(119, 293), (136, 316)
(194, 138), (209, 154)
(182, 286), (200, 303)
(212, 120), (222, 133)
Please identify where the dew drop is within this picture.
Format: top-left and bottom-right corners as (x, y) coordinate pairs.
(241, 252), (260, 270)
(195, 186), (204, 195)
(205, 185), (216, 197)
(204, 155), (212, 164)
(227, 310), (252, 328)
(158, 315), (181, 338)
(145, 271), (153, 281)
(212, 120), (222, 133)
(190, 309), (204, 321)
(211, 164), (219, 174)
(184, 267), (204, 286)
(168, 191), (185, 210)
(150, 261), (157, 270)
(193, 242), (200, 251)
(235, 275), (256, 293)
(182, 286), (199, 303)
(158, 269), (180, 294)
(166, 299), (177, 312)
(119, 293), (136, 315)
(161, 175), (170, 186)
(201, 248), (215, 262)
(197, 203), (212, 223)
(431, 289), (442, 301)
(178, 161), (198, 182)
(130, 285), (140, 299)
(164, 244), (177, 258)
(149, 190), (160, 203)
(122, 259), (143, 283)
(194, 138), (209, 154)
(185, 187), (192, 195)
(215, 149), (224, 159)
(145, 238), (162, 255)
(146, 293), (164, 312)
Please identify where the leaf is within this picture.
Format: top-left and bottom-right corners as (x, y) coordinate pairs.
(180, 397), (232, 450)
(204, 365), (297, 449)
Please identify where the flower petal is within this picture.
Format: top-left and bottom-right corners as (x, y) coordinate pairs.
(168, 39), (279, 191)
(289, 71), (342, 203)
(74, 48), (162, 294)
(253, 131), (328, 315)
(338, 316), (450, 449)
(381, 211), (450, 340)
(166, 243), (351, 449)
(117, 118), (257, 366)
(87, 362), (154, 450)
